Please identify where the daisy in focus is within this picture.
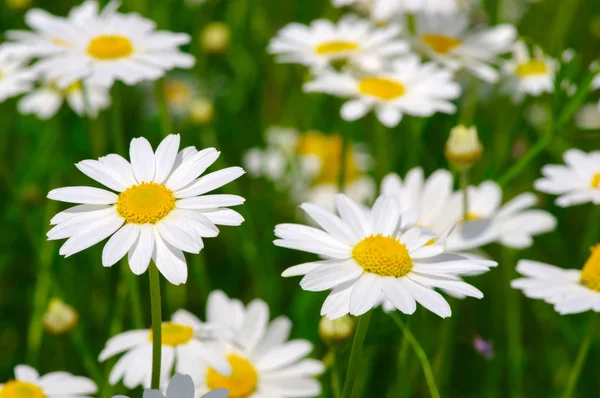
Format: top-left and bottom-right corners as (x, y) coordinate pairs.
(304, 56), (461, 127)
(100, 310), (231, 389)
(275, 194), (497, 319)
(0, 365), (97, 398)
(534, 149), (600, 207)
(503, 41), (556, 101)
(194, 290), (325, 397)
(0, 48), (36, 102)
(511, 245), (600, 314)
(414, 14), (517, 82)
(47, 134), (245, 285)
(268, 15), (408, 73)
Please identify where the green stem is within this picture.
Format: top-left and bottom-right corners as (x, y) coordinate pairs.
(71, 326), (104, 387)
(497, 136), (552, 188)
(149, 263), (163, 389)
(562, 315), (597, 398)
(460, 169), (469, 219)
(331, 350), (342, 398)
(155, 79), (173, 137)
(337, 130), (349, 193)
(341, 312), (372, 398)
(390, 313), (441, 398)
(374, 122), (390, 182)
(503, 249), (523, 397)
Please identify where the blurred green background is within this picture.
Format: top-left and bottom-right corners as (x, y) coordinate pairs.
(1, 0), (600, 397)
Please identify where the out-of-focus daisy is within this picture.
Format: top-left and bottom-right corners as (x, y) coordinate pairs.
(393, 0), (471, 15)
(511, 245), (600, 314)
(534, 149), (600, 207)
(114, 374), (229, 398)
(304, 56), (460, 127)
(268, 15), (408, 73)
(575, 103), (600, 130)
(503, 41), (556, 101)
(100, 310), (231, 389)
(42, 297), (78, 335)
(275, 194), (497, 319)
(0, 365), (97, 398)
(194, 290), (325, 397)
(414, 14), (516, 82)
(47, 134), (245, 285)
(0, 49), (36, 102)
(18, 79), (110, 119)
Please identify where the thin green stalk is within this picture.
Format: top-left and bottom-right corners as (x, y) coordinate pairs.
(341, 312), (372, 398)
(331, 350), (342, 398)
(460, 169), (469, 219)
(337, 130), (349, 193)
(503, 249), (523, 397)
(374, 122), (390, 182)
(155, 79), (173, 137)
(562, 315), (597, 398)
(71, 326), (104, 387)
(390, 313), (441, 398)
(497, 135), (552, 188)
(83, 83), (106, 157)
(149, 263), (163, 389)
(111, 83), (126, 155)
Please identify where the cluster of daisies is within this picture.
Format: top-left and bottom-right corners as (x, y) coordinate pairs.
(0, 0), (194, 119)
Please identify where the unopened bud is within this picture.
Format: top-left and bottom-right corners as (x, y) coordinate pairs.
(318, 315), (354, 348)
(200, 22), (231, 54)
(189, 98), (214, 125)
(43, 298), (78, 335)
(445, 125), (483, 170)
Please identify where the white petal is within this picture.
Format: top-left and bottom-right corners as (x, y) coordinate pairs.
(300, 260), (363, 291)
(128, 225), (155, 275)
(176, 194), (245, 209)
(15, 365), (39, 382)
(403, 279), (452, 318)
(174, 167), (245, 198)
(153, 229), (188, 285)
(130, 137), (156, 183)
(166, 148), (219, 191)
(76, 159), (128, 192)
(380, 277), (416, 315)
(102, 224), (140, 267)
(349, 273), (381, 316)
(154, 134), (181, 184)
(48, 186), (118, 204)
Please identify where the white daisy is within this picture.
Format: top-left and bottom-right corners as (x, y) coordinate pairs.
(511, 245), (600, 314)
(268, 15), (408, 73)
(534, 149), (600, 207)
(503, 41), (556, 101)
(0, 365), (97, 398)
(394, 0), (471, 15)
(194, 290), (325, 398)
(304, 56), (461, 127)
(18, 78), (110, 119)
(47, 134), (246, 285)
(100, 310), (232, 389)
(0, 48), (36, 102)
(414, 14), (516, 82)
(275, 194), (497, 319)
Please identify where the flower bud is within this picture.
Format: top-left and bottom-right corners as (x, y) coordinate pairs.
(189, 97), (214, 125)
(43, 298), (78, 335)
(200, 22), (231, 54)
(318, 315), (354, 348)
(445, 125), (483, 170)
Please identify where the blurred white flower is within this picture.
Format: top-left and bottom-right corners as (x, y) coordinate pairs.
(42, 297), (78, 335)
(0, 48), (36, 102)
(361, 0), (472, 18)
(47, 134), (245, 285)
(0, 365), (96, 398)
(304, 56), (461, 127)
(193, 290), (324, 397)
(414, 14), (516, 83)
(512, 245), (600, 315)
(100, 310), (232, 389)
(268, 15), (408, 73)
(534, 149), (600, 207)
(275, 194), (497, 319)
(503, 41), (556, 101)
(114, 374), (229, 398)
(575, 103), (600, 130)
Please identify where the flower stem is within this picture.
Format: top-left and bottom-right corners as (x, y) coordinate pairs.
(341, 312), (372, 398)
(331, 350), (342, 398)
(149, 263), (163, 389)
(337, 130), (349, 193)
(460, 169), (469, 219)
(562, 315), (597, 398)
(155, 79), (173, 137)
(390, 312), (441, 398)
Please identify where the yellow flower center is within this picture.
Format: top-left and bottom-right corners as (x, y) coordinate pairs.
(315, 40), (359, 55)
(580, 244), (600, 292)
(352, 234), (413, 277)
(590, 173), (600, 189)
(296, 132), (361, 185)
(164, 80), (192, 108)
(117, 182), (176, 224)
(466, 212), (481, 221)
(66, 81), (82, 94)
(359, 77), (406, 101)
(206, 355), (258, 398)
(421, 34), (461, 54)
(516, 60), (548, 77)
(87, 35), (134, 60)
(0, 381), (45, 398)
(148, 322), (194, 347)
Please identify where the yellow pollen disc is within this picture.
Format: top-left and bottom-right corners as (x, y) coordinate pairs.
(516, 60), (548, 77)
(0, 381), (45, 398)
(315, 40), (359, 55)
(87, 35), (134, 60)
(421, 34), (461, 54)
(51, 37), (71, 47)
(66, 81), (82, 94)
(580, 244), (600, 292)
(117, 182), (176, 224)
(206, 354), (258, 398)
(352, 234), (413, 277)
(359, 77), (406, 101)
(466, 212), (481, 221)
(148, 322), (194, 347)
(590, 173), (600, 189)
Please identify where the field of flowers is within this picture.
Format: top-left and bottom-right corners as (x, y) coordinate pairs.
(0, 0), (599, 397)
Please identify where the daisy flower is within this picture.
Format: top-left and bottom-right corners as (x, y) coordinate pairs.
(395, 0), (471, 14)
(268, 15), (408, 73)
(100, 309), (231, 389)
(194, 290), (324, 398)
(534, 149), (600, 207)
(304, 56), (460, 127)
(18, 78), (110, 119)
(0, 48), (36, 102)
(503, 41), (556, 101)
(511, 245), (600, 314)
(0, 365), (97, 398)
(275, 194), (497, 319)
(414, 14), (516, 82)
(47, 134), (245, 285)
